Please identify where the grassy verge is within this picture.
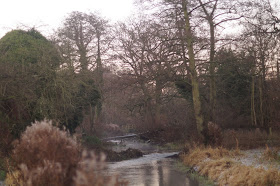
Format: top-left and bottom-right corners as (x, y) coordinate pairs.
(182, 146), (280, 186)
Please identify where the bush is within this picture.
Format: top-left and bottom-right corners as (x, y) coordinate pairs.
(11, 120), (80, 185)
(6, 120), (127, 186)
(82, 135), (102, 149)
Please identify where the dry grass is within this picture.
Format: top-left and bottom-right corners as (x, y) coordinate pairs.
(6, 120), (127, 186)
(198, 158), (233, 181)
(261, 145), (280, 162)
(183, 146), (280, 186)
(183, 145), (232, 167)
(217, 163), (280, 186)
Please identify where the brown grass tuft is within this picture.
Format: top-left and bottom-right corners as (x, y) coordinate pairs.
(183, 146), (231, 167)
(218, 164), (280, 186)
(262, 144), (280, 161)
(183, 146), (280, 186)
(6, 119), (127, 186)
(198, 158), (233, 181)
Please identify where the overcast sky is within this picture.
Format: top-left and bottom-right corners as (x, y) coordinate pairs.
(0, 0), (135, 38)
(1, 0), (280, 39)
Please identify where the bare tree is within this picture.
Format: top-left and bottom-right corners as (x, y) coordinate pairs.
(54, 11), (110, 132)
(113, 17), (180, 127)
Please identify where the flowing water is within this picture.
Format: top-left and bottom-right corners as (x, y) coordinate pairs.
(0, 137), (201, 186)
(105, 137), (200, 186)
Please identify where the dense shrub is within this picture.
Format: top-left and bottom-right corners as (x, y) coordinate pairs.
(6, 120), (126, 186)
(0, 29), (100, 138)
(11, 120), (79, 185)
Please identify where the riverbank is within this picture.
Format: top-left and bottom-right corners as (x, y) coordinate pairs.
(181, 146), (280, 185)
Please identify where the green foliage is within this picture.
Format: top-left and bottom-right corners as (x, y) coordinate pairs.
(175, 78), (193, 102)
(60, 72), (100, 133)
(0, 29), (100, 138)
(0, 29), (61, 137)
(215, 49), (252, 116)
(82, 135), (102, 148)
(0, 29), (60, 67)
(0, 170), (5, 181)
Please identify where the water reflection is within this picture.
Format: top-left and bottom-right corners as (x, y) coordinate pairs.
(106, 153), (199, 186)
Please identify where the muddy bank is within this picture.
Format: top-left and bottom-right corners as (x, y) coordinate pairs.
(84, 144), (143, 162)
(104, 148), (143, 162)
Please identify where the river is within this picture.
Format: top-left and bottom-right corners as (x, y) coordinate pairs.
(104, 137), (200, 186)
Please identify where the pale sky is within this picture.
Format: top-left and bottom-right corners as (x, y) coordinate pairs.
(0, 0), (135, 38)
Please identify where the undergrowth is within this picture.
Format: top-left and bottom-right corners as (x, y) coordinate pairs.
(82, 135), (103, 149)
(261, 145), (280, 162)
(182, 145), (280, 186)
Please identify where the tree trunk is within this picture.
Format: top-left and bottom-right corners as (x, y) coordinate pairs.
(198, 0), (217, 122)
(258, 75), (264, 127)
(95, 36), (103, 123)
(251, 75), (257, 126)
(94, 33), (103, 125)
(277, 59), (279, 80)
(182, 0), (204, 140)
(155, 78), (163, 126)
(209, 21), (216, 122)
(79, 50), (88, 72)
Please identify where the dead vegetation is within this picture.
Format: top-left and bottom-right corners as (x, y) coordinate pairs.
(182, 146), (280, 186)
(261, 145), (280, 162)
(5, 120), (127, 186)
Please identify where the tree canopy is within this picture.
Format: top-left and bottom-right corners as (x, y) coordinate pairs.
(0, 29), (100, 137)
